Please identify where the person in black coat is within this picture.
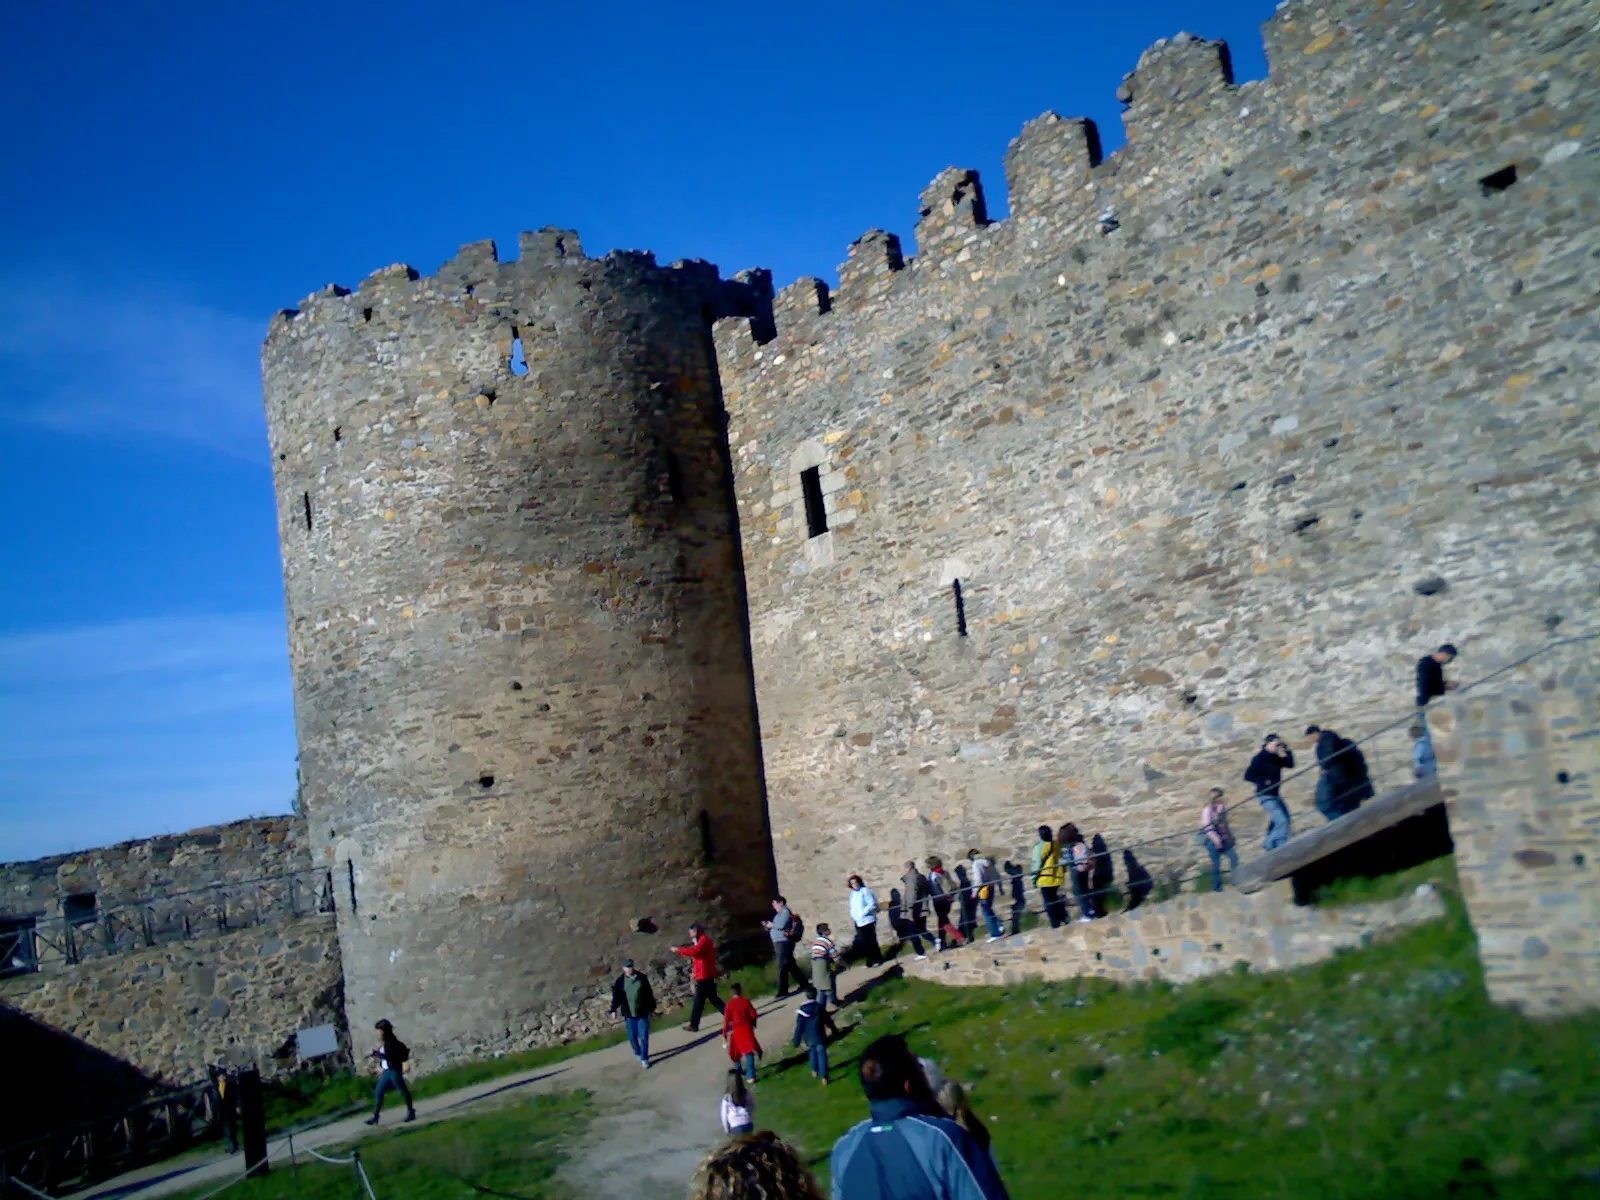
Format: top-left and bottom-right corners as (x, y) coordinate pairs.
(1088, 834), (1115, 914)
(1122, 851), (1154, 910)
(1244, 733), (1296, 850)
(1416, 644), (1459, 708)
(1306, 725), (1373, 820)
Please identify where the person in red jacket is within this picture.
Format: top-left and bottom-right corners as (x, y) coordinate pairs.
(722, 982), (762, 1081)
(676, 922), (725, 1032)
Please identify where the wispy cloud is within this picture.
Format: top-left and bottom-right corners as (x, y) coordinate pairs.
(0, 613), (297, 861)
(0, 274), (266, 458)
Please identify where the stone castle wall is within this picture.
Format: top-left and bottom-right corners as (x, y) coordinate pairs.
(1442, 646), (1600, 1014)
(712, 0), (1599, 934)
(904, 879), (1447, 989)
(263, 234), (777, 1066)
(1, 915), (343, 1084)
(0, 815), (313, 919)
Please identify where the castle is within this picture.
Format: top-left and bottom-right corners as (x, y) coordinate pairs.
(4, 0), (1596, 1085)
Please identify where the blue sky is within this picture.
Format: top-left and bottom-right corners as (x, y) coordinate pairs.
(0, 0), (1274, 862)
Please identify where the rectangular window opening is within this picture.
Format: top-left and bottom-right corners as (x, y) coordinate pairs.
(800, 466), (828, 539)
(63, 892), (97, 925)
(302, 491), (313, 531)
(1479, 164), (1518, 194)
(0, 916), (39, 978)
(953, 579), (969, 637)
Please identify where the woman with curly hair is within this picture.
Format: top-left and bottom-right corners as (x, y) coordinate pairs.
(694, 1131), (824, 1200)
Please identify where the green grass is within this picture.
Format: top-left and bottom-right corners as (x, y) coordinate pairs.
(263, 1033), (627, 1131)
(186, 1091), (591, 1200)
(1305, 856), (1457, 908)
(749, 860), (1600, 1200)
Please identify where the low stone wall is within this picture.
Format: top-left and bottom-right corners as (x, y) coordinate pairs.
(903, 881), (1445, 989)
(1442, 656), (1600, 1016)
(0, 914), (343, 1084)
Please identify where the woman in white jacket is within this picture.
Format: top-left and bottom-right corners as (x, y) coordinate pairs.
(846, 874), (882, 967)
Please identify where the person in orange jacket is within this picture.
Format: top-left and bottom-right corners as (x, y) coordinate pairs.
(675, 921), (725, 1032)
(722, 981), (762, 1081)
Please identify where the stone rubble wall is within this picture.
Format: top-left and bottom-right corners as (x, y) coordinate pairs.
(0, 914), (343, 1085)
(904, 880), (1447, 988)
(1441, 652), (1600, 1014)
(712, 0), (1599, 936)
(0, 815), (313, 919)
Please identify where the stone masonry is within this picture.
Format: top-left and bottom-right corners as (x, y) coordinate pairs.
(262, 235), (777, 1067)
(712, 0), (1599, 936)
(903, 879), (1447, 989)
(1439, 648), (1600, 1014)
(249, 0), (1600, 1064)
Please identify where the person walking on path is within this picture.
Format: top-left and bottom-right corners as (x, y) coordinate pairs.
(1030, 826), (1068, 929)
(608, 958), (657, 1068)
(722, 982), (762, 1082)
(763, 896), (805, 998)
(206, 1065), (238, 1153)
(847, 875), (883, 967)
(1244, 733), (1296, 851)
(364, 1019), (415, 1125)
(926, 857), (962, 949)
(1307, 724), (1374, 820)
(966, 849), (1004, 941)
(676, 922), (725, 1032)
(1003, 862), (1026, 935)
(792, 984), (838, 1084)
(898, 861), (932, 958)
(830, 1033), (1009, 1200)
(1199, 788), (1238, 893)
(810, 923), (838, 1010)
(1122, 849), (1154, 910)
(1416, 643), (1459, 709)
(1062, 825), (1098, 921)
(1411, 722), (1438, 779)
(719, 1069), (756, 1136)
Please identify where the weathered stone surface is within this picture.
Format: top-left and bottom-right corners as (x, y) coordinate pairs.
(712, 0), (1600, 935)
(263, 238), (777, 1068)
(1442, 657), (1600, 1015)
(0, 917), (343, 1084)
(904, 880), (1446, 988)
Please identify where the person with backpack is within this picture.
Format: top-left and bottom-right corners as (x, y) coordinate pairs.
(966, 849), (1003, 941)
(953, 862), (978, 944)
(792, 984), (839, 1084)
(898, 861), (932, 958)
(1199, 788), (1237, 893)
(1244, 734), (1296, 851)
(1061, 825), (1098, 920)
(608, 957), (657, 1068)
(763, 896), (805, 999)
(1306, 725), (1374, 820)
(364, 1019), (415, 1125)
(810, 922), (838, 1010)
(925, 857), (962, 950)
(1030, 826), (1067, 929)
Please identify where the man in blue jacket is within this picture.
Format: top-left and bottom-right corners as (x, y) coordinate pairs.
(831, 1034), (1008, 1200)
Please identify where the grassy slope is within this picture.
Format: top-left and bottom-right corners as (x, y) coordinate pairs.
(753, 859), (1600, 1200)
(183, 1092), (591, 1200)
(264, 962), (782, 1131)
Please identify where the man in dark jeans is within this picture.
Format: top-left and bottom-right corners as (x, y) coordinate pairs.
(364, 1019), (415, 1124)
(1244, 733), (1296, 850)
(763, 896), (804, 998)
(675, 922), (725, 1032)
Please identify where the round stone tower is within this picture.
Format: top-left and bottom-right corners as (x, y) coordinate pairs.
(262, 230), (775, 1064)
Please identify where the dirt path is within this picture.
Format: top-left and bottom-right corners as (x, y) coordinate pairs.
(70, 975), (862, 1200)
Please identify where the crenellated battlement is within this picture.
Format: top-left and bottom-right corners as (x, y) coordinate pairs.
(712, 0), (1590, 372)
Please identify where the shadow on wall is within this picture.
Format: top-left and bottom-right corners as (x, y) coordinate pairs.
(0, 1004), (157, 1145)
